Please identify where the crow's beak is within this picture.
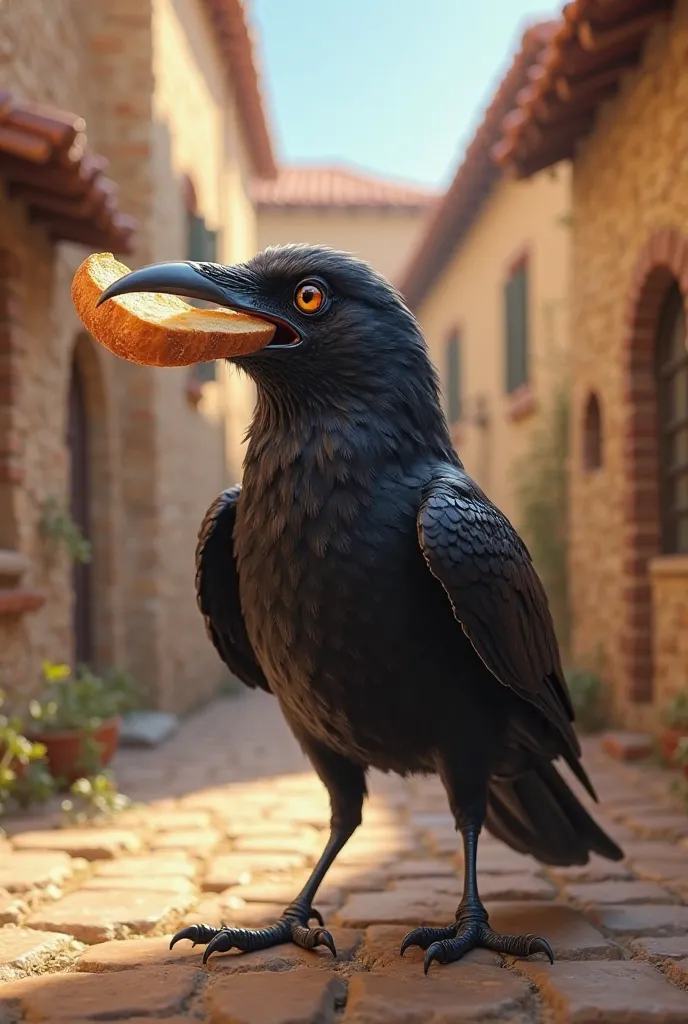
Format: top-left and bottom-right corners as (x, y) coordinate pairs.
(96, 260), (302, 350)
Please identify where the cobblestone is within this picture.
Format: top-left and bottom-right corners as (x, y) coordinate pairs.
(26, 887), (195, 942)
(344, 967), (533, 1022)
(205, 970), (346, 1024)
(0, 690), (687, 1022)
(518, 959), (688, 1022)
(0, 850), (87, 892)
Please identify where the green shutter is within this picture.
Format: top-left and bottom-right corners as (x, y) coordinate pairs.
(446, 331), (462, 424)
(504, 264), (529, 393)
(188, 213), (206, 262)
(204, 225), (218, 263)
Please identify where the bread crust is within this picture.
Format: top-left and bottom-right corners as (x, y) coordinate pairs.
(71, 253), (275, 366)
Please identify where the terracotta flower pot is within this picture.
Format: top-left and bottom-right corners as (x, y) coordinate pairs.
(27, 717), (121, 786)
(659, 727), (688, 774)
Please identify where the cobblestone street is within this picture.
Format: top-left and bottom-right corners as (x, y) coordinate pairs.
(0, 689), (687, 1021)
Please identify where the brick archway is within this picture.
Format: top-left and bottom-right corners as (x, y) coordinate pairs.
(620, 228), (688, 703)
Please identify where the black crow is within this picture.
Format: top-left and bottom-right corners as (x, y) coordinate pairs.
(97, 244), (623, 974)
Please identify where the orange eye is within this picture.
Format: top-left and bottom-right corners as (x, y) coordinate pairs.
(294, 280), (326, 314)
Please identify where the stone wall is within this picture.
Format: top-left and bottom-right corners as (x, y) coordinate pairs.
(0, 0), (261, 714)
(568, 0), (688, 727)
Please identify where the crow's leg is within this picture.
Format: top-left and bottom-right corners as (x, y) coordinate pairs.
(170, 735), (366, 963)
(401, 750), (553, 974)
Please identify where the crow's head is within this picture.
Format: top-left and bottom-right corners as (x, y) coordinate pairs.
(97, 244), (442, 414)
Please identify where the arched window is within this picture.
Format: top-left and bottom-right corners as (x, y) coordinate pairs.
(445, 328), (462, 425)
(656, 283), (688, 553)
(583, 392), (602, 471)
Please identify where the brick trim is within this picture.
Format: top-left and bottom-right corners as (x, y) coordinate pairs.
(0, 251), (23, 487)
(0, 250), (23, 551)
(620, 227), (688, 703)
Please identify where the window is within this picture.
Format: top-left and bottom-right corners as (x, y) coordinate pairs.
(445, 329), (462, 425)
(188, 211), (218, 265)
(583, 392), (603, 471)
(656, 283), (688, 553)
(504, 258), (529, 394)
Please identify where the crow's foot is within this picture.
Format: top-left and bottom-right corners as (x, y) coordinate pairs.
(400, 908), (554, 975)
(169, 900), (335, 964)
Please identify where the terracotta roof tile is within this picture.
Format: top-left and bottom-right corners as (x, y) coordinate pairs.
(201, 0), (277, 178)
(493, 0), (675, 177)
(251, 164), (438, 209)
(0, 91), (136, 253)
(397, 21), (556, 309)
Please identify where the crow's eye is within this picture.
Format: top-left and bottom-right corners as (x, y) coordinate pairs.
(294, 280), (326, 315)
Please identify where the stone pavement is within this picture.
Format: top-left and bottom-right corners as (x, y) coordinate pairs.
(0, 689), (687, 1021)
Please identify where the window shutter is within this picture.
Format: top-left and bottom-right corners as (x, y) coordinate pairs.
(188, 213), (206, 262)
(504, 263), (529, 394)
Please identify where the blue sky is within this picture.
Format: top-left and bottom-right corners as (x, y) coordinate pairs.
(251, 0), (563, 189)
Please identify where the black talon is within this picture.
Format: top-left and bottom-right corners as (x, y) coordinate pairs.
(202, 929), (236, 964)
(170, 923), (220, 950)
(312, 928), (337, 957)
(527, 936), (554, 964)
(309, 906), (325, 926)
(424, 941), (447, 975)
(400, 924), (457, 957)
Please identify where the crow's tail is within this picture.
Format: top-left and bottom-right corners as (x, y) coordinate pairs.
(484, 758), (623, 866)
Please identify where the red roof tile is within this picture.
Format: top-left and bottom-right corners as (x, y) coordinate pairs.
(251, 164), (438, 210)
(0, 91), (136, 253)
(493, 0), (675, 178)
(201, 0), (277, 179)
(398, 22), (556, 309)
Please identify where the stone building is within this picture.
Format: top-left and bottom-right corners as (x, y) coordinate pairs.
(0, 0), (277, 714)
(254, 164), (437, 283)
(496, 0), (687, 727)
(396, 23), (571, 637)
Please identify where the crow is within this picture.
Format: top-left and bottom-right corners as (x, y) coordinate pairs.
(98, 244), (623, 974)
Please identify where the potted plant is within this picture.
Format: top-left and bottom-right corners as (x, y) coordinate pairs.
(658, 686), (688, 767)
(27, 662), (139, 786)
(0, 691), (56, 814)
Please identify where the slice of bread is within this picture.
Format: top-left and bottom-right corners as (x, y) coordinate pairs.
(71, 252), (275, 366)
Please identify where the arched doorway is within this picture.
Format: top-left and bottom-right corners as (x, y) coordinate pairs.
(656, 283), (688, 555)
(67, 354), (94, 666)
(621, 227), (688, 704)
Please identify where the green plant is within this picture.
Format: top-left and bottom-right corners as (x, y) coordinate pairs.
(61, 771), (132, 824)
(0, 692), (56, 815)
(564, 667), (609, 733)
(39, 497), (92, 564)
(513, 385), (571, 654)
(30, 661), (139, 733)
(661, 688), (688, 730)
(673, 736), (688, 767)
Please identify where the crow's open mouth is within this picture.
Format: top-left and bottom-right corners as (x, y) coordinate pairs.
(265, 320), (301, 348)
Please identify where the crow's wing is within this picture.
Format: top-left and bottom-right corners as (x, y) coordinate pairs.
(417, 467), (593, 795)
(196, 484), (270, 693)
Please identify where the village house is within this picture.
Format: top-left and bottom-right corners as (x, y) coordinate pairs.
(0, 0), (276, 715)
(495, 0), (688, 728)
(397, 22), (572, 639)
(254, 164), (437, 283)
